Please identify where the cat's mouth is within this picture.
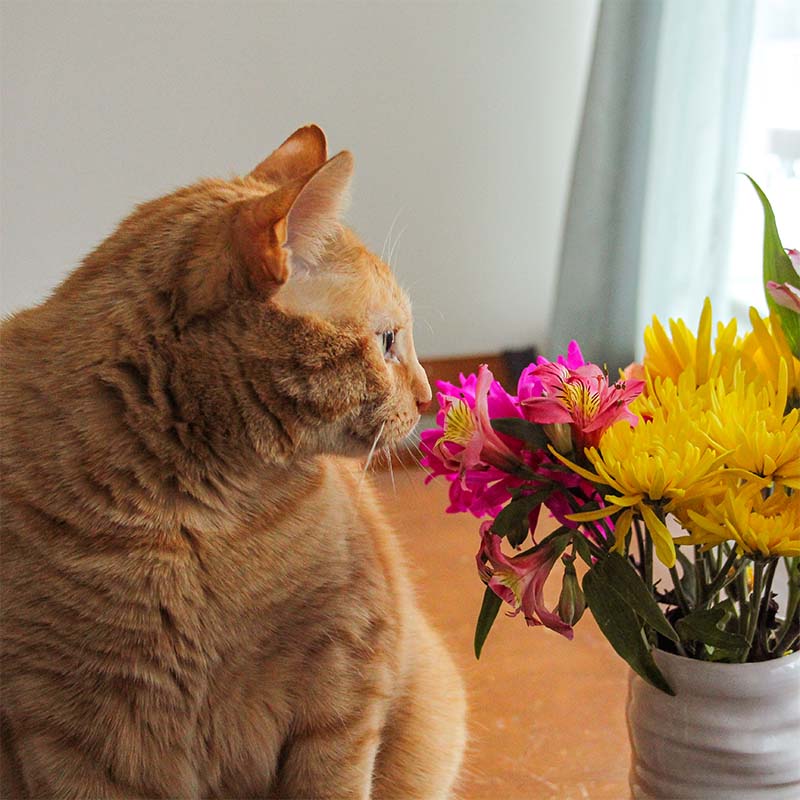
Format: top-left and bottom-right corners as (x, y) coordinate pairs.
(347, 413), (420, 454)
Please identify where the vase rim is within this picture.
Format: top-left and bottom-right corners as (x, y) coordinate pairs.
(652, 646), (800, 673)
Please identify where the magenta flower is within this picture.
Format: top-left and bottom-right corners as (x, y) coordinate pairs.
(476, 524), (574, 639)
(436, 365), (523, 473)
(420, 365), (534, 517)
(420, 348), (617, 530)
(766, 249), (800, 313)
(522, 360), (644, 451)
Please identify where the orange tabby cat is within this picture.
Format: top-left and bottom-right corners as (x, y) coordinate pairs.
(0, 125), (466, 799)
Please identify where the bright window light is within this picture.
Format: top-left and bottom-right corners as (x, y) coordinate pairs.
(726, 0), (800, 325)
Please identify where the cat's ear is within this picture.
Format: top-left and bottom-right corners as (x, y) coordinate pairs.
(233, 151), (354, 291)
(250, 125), (328, 184)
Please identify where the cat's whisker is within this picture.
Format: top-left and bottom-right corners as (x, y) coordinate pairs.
(384, 446), (396, 495)
(361, 421), (386, 481)
(387, 224), (408, 270)
(406, 435), (426, 464)
(395, 443), (427, 501)
(409, 302), (446, 321)
(381, 209), (404, 263)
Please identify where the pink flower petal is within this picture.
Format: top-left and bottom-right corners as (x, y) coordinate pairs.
(767, 280), (800, 313)
(476, 528), (573, 639)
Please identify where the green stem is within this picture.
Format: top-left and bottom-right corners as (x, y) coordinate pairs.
(634, 519), (647, 584)
(756, 559), (779, 656)
(741, 560), (766, 663)
(669, 565), (692, 616)
(694, 546), (706, 606)
(669, 562), (694, 657)
(774, 560), (800, 654)
(736, 566), (750, 636)
(702, 547), (740, 609)
(644, 535), (653, 599)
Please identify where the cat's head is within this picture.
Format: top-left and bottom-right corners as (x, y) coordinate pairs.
(110, 125), (431, 463)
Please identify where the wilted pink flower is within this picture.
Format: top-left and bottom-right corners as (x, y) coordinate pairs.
(766, 249), (800, 313)
(522, 360), (644, 451)
(476, 524), (573, 639)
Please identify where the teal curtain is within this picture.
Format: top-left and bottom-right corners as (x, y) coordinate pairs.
(549, 0), (755, 371)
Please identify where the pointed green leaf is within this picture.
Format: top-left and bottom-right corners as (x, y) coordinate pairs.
(675, 606), (748, 652)
(584, 569), (675, 695)
(745, 174), (800, 356)
(675, 548), (697, 606)
(596, 553), (680, 643)
(474, 586), (503, 659)
(572, 532), (594, 566)
(491, 490), (549, 547)
(491, 418), (549, 451)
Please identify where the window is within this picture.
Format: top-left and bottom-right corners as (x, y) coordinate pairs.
(725, 0), (800, 324)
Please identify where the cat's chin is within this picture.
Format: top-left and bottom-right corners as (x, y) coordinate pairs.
(338, 418), (418, 458)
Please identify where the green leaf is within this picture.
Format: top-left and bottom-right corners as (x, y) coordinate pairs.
(595, 553), (680, 644)
(745, 174), (800, 357)
(675, 606), (748, 652)
(572, 533), (594, 566)
(491, 418), (549, 451)
(512, 526), (573, 559)
(474, 586), (503, 659)
(584, 569), (675, 695)
(675, 548), (697, 606)
(491, 490), (550, 547)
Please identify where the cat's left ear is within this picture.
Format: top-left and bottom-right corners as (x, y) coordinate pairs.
(233, 151), (354, 292)
(250, 125), (328, 184)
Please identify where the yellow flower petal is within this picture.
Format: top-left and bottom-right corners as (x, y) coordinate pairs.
(612, 508), (634, 554)
(566, 505), (623, 523)
(640, 503), (676, 568)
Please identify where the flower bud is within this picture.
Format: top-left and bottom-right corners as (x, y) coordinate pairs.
(558, 555), (586, 625)
(543, 423), (573, 455)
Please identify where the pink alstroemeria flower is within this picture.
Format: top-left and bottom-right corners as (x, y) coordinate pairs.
(522, 360), (644, 451)
(516, 340), (586, 404)
(435, 364), (522, 474)
(477, 524), (573, 639)
(767, 249), (800, 313)
(420, 365), (534, 517)
(767, 249), (800, 312)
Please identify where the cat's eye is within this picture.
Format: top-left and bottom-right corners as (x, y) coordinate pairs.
(380, 330), (396, 358)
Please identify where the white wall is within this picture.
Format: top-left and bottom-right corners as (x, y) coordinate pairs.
(1, 0), (598, 358)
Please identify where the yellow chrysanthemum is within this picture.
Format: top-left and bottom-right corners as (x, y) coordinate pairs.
(642, 298), (740, 388)
(676, 485), (800, 559)
(643, 298), (800, 401)
(737, 308), (800, 403)
(554, 408), (727, 568)
(704, 361), (800, 488)
(633, 367), (713, 424)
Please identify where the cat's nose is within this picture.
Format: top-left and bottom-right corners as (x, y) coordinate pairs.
(416, 398), (432, 414)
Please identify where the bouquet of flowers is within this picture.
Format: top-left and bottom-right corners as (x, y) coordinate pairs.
(421, 178), (800, 694)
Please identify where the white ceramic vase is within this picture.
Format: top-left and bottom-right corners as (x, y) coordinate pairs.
(626, 648), (800, 799)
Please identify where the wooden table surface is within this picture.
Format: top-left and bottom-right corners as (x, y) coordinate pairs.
(372, 466), (631, 800)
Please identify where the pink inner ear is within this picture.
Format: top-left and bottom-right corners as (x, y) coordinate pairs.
(286, 152), (353, 269)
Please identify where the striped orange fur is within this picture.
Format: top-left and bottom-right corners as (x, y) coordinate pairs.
(0, 125), (466, 799)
